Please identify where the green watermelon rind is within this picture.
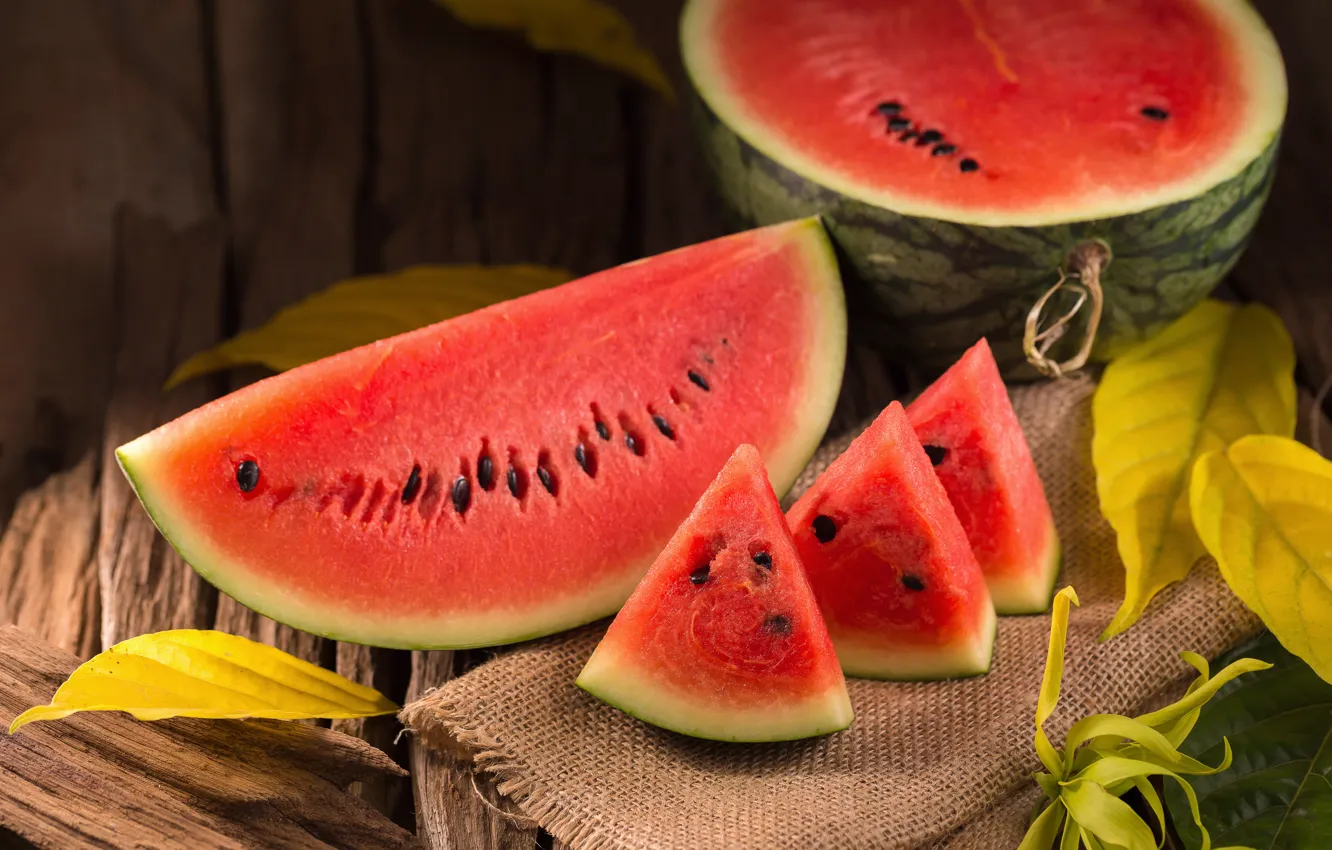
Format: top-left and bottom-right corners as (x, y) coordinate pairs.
(690, 92), (1280, 376)
(114, 219), (849, 651)
(575, 648), (856, 742)
(834, 603), (998, 682)
(680, 0), (1286, 376)
(987, 518), (1064, 616)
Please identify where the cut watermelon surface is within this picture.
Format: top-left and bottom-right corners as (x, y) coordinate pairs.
(683, 0), (1287, 372)
(577, 444), (853, 742)
(116, 220), (846, 649)
(787, 402), (996, 680)
(907, 340), (1060, 614)
(684, 0), (1283, 225)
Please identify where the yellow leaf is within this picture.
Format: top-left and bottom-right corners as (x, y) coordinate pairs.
(434, 0), (676, 101)
(1191, 435), (1332, 684)
(9, 630), (397, 733)
(1093, 300), (1295, 639)
(166, 264), (572, 390)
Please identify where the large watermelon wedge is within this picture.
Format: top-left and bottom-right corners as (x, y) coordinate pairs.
(577, 444), (853, 742)
(115, 220), (846, 649)
(682, 0), (1287, 375)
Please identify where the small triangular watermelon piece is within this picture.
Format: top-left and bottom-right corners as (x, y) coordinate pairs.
(577, 444), (853, 742)
(906, 339), (1062, 614)
(787, 402), (996, 680)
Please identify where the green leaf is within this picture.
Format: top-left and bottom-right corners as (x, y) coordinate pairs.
(1191, 435), (1332, 684)
(434, 0), (675, 100)
(166, 264), (572, 390)
(10, 630), (397, 733)
(1165, 631), (1332, 850)
(1093, 299), (1296, 639)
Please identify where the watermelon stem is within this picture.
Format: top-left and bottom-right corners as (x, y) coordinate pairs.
(1023, 241), (1112, 379)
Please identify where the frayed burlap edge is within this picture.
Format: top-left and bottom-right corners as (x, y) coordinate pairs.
(401, 696), (630, 849)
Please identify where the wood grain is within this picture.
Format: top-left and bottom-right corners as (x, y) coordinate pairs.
(0, 454), (100, 658)
(1233, 1), (1332, 394)
(98, 210), (226, 647)
(0, 0), (217, 528)
(0, 625), (417, 850)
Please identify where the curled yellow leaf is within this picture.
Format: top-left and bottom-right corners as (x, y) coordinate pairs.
(1191, 434), (1332, 684)
(166, 264), (572, 390)
(435, 0), (675, 100)
(1093, 299), (1295, 639)
(9, 630), (397, 733)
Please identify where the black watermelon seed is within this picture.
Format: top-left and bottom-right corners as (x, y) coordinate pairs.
(924, 444), (948, 466)
(959, 158), (980, 173)
(812, 515), (837, 543)
(652, 415), (675, 440)
(625, 433), (641, 455)
(537, 465), (555, 494)
(899, 129), (918, 143)
(687, 370), (710, 391)
(690, 565), (710, 585)
(401, 464), (422, 503)
(888, 116), (910, 131)
(1141, 106), (1170, 121)
(932, 143), (957, 156)
(477, 455), (494, 491)
(902, 574), (926, 592)
(764, 614), (793, 636)
(236, 460), (260, 492)
(451, 476), (470, 513)
(595, 420), (611, 441)
(916, 129), (943, 146)
(753, 551), (773, 570)
(575, 443), (590, 474)
(507, 466), (521, 498)
(875, 101), (903, 115)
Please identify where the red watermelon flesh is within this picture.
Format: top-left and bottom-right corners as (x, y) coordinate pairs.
(683, 0), (1286, 223)
(577, 443), (853, 742)
(115, 220), (846, 649)
(787, 401), (995, 680)
(906, 339), (1061, 614)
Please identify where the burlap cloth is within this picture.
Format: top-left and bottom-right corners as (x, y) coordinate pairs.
(401, 376), (1262, 849)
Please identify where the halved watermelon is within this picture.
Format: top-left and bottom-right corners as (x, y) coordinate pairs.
(683, 0), (1287, 373)
(116, 220), (846, 649)
(787, 401), (995, 680)
(907, 339), (1061, 614)
(577, 444), (853, 742)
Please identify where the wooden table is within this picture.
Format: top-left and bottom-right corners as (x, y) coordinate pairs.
(0, 1), (1327, 847)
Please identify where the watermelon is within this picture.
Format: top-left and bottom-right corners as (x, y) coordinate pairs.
(115, 220), (846, 650)
(787, 401), (996, 680)
(907, 339), (1061, 614)
(682, 0), (1287, 375)
(577, 443), (854, 742)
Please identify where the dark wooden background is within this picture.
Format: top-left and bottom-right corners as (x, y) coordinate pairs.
(0, 1), (1327, 848)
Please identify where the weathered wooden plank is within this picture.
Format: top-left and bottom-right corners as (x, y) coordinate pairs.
(1231, 1), (1332, 393)
(0, 625), (417, 850)
(0, 455), (101, 659)
(0, 0), (217, 528)
(98, 210), (226, 647)
(209, 0), (368, 669)
(366, 0), (631, 844)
